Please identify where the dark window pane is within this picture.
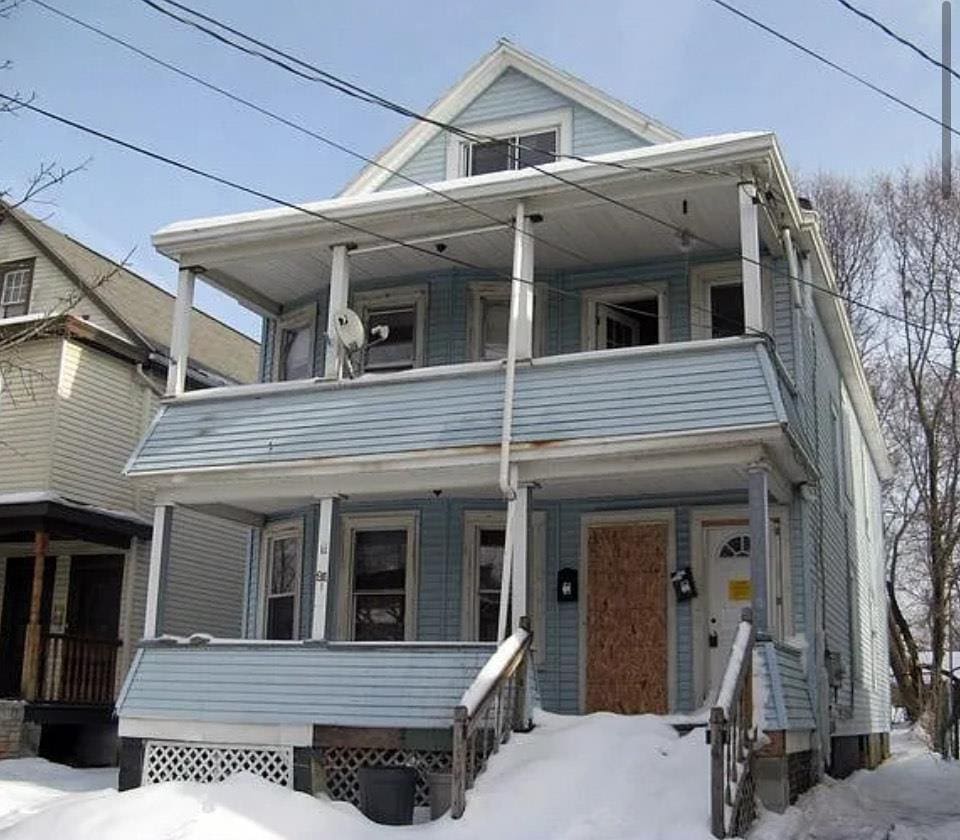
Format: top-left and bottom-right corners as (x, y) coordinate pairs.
(354, 530), (407, 590)
(604, 314), (636, 349)
(478, 592), (502, 642)
(470, 139), (512, 175)
(365, 307), (416, 371)
(710, 283), (744, 338)
(279, 325), (312, 380)
(478, 528), (506, 590)
(517, 131), (557, 169)
(623, 298), (660, 346)
(266, 595), (295, 640)
(355, 593), (405, 641)
(481, 299), (510, 360)
(270, 538), (299, 595)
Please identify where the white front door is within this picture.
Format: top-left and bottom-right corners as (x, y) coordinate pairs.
(705, 524), (754, 692)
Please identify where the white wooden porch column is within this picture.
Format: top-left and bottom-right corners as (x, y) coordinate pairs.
(323, 244), (351, 379)
(738, 182), (763, 335)
(166, 267), (196, 396)
(509, 483), (532, 634)
(511, 204), (535, 361)
(310, 497), (339, 639)
(143, 504), (173, 638)
(747, 462), (770, 637)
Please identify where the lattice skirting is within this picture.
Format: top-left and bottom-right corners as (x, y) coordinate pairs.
(320, 746), (451, 808)
(142, 741), (294, 787)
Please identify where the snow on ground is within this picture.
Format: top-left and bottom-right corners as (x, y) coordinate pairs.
(0, 758), (116, 830)
(750, 727), (960, 840)
(0, 712), (714, 840)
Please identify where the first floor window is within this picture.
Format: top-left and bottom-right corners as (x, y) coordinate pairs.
(1, 261), (33, 318)
(342, 514), (418, 641)
(708, 281), (744, 338)
(263, 524), (302, 639)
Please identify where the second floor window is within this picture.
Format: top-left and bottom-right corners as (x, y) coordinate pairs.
(469, 284), (511, 361)
(278, 322), (313, 380)
(1, 261), (33, 318)
(708, 281), (745, 339)
(356, 286), (426, 373)
(468, 129), (557, 177)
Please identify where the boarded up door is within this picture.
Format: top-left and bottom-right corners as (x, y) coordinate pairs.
(586, 522), (668, 714)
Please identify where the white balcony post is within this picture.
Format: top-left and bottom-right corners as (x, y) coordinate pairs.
(310, 497), (339, 639)
(511, 204), (535, 361)
(166, 267), (196, 396)
(747, 462), (770, 638)
(324, 244), (351, 379)
(143, 504), (173, 638)
(738, 183), (763, 335)
(510, 482), (532, 634)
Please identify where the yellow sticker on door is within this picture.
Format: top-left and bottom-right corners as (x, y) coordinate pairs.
(728, 579), (752, 601)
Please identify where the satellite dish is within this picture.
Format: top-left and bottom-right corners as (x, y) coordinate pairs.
(333, 308), (366, 352)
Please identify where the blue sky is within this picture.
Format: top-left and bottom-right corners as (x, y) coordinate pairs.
(1, 0), (949, 338)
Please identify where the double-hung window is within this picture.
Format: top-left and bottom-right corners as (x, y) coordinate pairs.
(468, 283), (510, 361)
(340, 513), (419, 641)
(355, 287), (427, 373)
(275, 308), (315, 381)
(1, 260), (34, 318)
(583, 284), (667, 350)
(261, 523), (303, 640)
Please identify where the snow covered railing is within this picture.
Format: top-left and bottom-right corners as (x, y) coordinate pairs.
(709, 608), (757, 838)
(450, 617), (533, 819)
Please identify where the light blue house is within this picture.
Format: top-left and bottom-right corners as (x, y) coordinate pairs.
(115, 41), (891, 827)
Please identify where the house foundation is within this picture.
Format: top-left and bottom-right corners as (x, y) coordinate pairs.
(0, 700), (40, 759)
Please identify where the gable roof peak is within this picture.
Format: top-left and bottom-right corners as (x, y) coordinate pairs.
(340, 40), (681, 197)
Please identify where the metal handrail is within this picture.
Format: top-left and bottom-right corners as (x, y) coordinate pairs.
(450, 617), (533, 818)
(709, 608), (757, 838)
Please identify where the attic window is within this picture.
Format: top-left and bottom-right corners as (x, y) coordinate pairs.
(0, 260), (34, 318)
(467, 129), (558, 176)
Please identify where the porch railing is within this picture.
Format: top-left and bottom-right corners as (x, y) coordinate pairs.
(450, 616), (533, 818)
(39, 633), (121, 705)
(709, 608), (757, 838)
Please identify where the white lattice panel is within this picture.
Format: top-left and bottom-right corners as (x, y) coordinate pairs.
(143, 741), (294, 787)
(322, 747), (451, 808)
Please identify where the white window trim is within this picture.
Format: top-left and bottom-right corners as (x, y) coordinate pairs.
(445, 108), (574, 180)
(272, 304), (317, 382)
(690, 262), (743, 340)
(337, 511), (420, 642)
(352, 285), (428, 372)
(0, 261), (34, 318)
(580, 282), (669, 350)
(258, 519), (304, 640)
(466, 281), (545, 361)
(460, 509), (546, 663)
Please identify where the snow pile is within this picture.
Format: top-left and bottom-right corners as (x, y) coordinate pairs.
(0, 712), (714, 840)
(750, 728), (960, 840)
(0, 758), (116, 831)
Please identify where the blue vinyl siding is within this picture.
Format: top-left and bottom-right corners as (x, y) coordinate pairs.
(380, 68), (648, 190)
(758, 641), (817, 731)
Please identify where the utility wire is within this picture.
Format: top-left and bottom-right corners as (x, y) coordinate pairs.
(5, 88), (957, 350)
(705, 0), (960, 139)
(831, 0), (960, 83)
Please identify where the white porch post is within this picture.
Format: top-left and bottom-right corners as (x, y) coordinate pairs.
(143, 504), (173, 638)
(738, 182), (763, 335)
(310, 497), (339, 639)
(747, 462), (770, 637)
(510, 483), (532, 633)
(511, 205), (535, 360)
(324, 244), (351, 379)
(166, 267), (196, 396)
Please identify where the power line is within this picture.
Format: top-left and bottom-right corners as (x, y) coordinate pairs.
(831, 0), (960, 83)
(705, 0), (960, 140)
(25, 0), (744, 335)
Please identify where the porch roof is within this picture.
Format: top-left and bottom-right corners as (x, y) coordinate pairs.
(117, 640), (496, 729)
(125, 338), (788, 483)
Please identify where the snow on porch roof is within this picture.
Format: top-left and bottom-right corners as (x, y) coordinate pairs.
(117, 641), (498, 729)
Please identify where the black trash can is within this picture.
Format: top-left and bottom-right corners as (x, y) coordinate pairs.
(357, 766), (418, 826)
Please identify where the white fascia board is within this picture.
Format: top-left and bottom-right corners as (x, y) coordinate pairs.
(339, 40), (682, 197)
(151, 131), (774, 260)
(118, 717), (312, 746)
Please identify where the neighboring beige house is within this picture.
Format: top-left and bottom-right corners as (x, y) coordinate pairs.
(0, 202), (258, 764)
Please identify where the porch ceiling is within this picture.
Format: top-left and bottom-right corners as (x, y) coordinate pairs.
(183, 176), (768, 313)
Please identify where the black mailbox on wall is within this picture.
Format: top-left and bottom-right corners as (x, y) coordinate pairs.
(671, 567), (697, 602)
(557, 567), (578, 602)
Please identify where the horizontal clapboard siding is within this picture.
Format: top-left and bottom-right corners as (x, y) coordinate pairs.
(759, 641), (816, 731)
(118, 643), (495, 728)
(128, 341), (783, 474)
